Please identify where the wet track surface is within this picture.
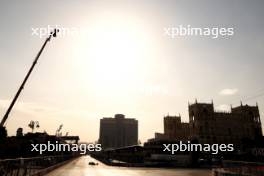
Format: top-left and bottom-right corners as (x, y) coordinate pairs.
(46, 156), (211, 176)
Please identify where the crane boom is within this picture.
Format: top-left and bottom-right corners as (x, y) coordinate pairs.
(0, 29), (59, 127)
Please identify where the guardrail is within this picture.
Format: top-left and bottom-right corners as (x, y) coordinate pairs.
(213, 167), (264, 176)
(0, 155), (76, 176)
(212, 160), (264, 176)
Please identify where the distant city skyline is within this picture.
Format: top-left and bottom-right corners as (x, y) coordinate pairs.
(1, 0), (264, 142)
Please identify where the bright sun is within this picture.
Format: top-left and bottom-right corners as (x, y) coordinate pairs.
(73, 18), (151, 93)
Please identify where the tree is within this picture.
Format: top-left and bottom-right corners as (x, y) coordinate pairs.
(28, 121), (40, 133)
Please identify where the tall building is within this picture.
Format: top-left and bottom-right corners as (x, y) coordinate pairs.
(159, 100), (262, 145)
(99, 114), (138, 149)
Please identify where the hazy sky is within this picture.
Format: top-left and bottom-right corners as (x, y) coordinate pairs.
(0, 0), (264, 142)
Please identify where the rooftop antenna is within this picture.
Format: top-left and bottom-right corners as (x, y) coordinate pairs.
(0, 29), (59, 127)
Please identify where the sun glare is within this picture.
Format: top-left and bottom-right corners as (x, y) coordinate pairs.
(73, 18), (152, 94)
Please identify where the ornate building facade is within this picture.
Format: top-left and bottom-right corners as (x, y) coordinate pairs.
(162, 100), (262, 145)
(164, 115), (190, 140)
